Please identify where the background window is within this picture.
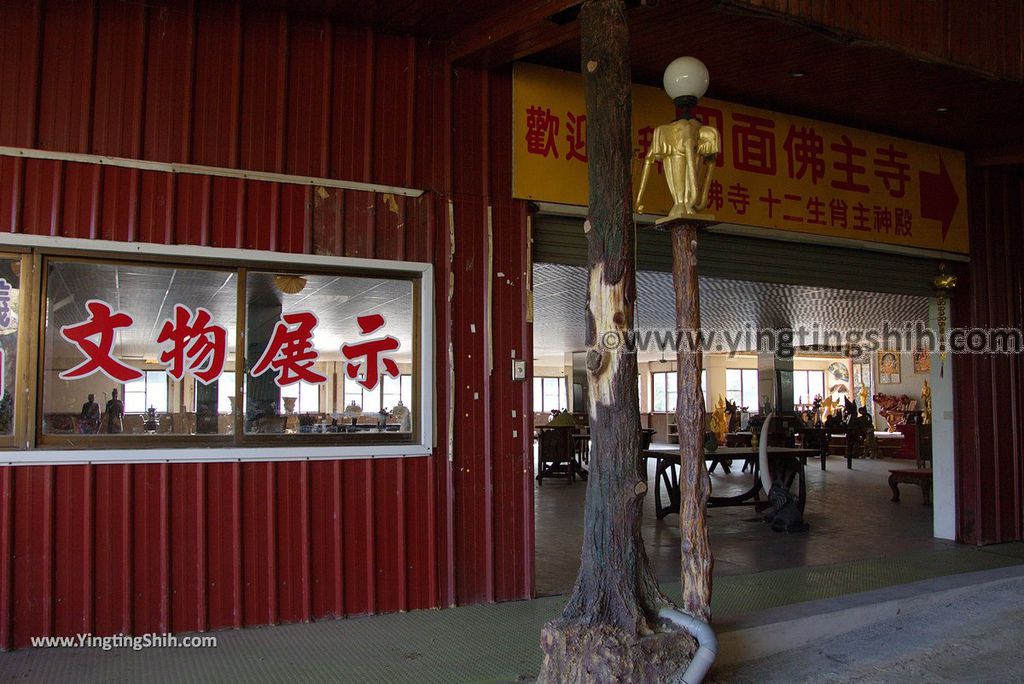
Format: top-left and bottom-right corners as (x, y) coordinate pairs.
(533, 376), (567, 413)
(794, 370), (826, 406)
(124, 371), (168, 413)
(651, 369), (706, 412)
(651, 371), (677, 412)
(726, 368), (759, 412)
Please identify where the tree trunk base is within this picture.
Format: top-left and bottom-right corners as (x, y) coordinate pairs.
(539, 618), (696, 683)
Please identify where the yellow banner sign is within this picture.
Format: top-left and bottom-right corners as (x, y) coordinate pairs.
(513, 63), (969, 254)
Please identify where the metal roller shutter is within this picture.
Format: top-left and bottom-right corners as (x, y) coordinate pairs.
(532, 214), (948, 297)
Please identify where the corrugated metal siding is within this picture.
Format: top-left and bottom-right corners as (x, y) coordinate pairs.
(533, 215), (944, 297)
(0, 0), (533, 649)
(954, 166), (1024, 545)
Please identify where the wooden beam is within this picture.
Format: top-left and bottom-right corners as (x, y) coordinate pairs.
(445, 0), (582, 65)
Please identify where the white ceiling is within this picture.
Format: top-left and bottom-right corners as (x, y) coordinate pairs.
(45, 261), (415, 363)
(533, 263), (930, 364)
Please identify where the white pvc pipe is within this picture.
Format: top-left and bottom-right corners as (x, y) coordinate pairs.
(659, 606), (718, 684)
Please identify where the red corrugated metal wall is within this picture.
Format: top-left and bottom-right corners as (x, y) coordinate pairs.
(954, 165), (1024, 545)
(0, 0), (533, 648)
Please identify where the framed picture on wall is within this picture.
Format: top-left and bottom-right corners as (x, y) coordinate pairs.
(913, 349), (931, 374)
(878, 350), (901, 384)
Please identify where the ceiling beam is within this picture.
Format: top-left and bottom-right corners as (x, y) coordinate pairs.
(971, 146), (1024, 167)
(445, 0), (583, 65)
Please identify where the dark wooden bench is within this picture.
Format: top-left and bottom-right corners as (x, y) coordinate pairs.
(888, 468), (932, 505)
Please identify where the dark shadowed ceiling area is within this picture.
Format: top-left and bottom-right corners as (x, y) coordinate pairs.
(248, 0), (1024, 151)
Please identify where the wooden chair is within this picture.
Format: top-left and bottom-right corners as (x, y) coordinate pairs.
(536, 426), (575, 485)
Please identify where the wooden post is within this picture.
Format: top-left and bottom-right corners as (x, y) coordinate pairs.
(538, 1), (694, 680)
(672, 221), (713, 621)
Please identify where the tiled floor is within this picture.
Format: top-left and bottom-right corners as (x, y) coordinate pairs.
(535, 452), (947, 595)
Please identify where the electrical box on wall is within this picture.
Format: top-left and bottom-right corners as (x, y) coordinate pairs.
(512, 360), (527, 381)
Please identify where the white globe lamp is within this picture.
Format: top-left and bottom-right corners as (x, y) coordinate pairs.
(662, 56), (709, 117)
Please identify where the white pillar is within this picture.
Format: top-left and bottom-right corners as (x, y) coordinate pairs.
(930, 298), (956, 540)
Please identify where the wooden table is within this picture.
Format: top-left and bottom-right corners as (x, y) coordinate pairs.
(888, 468), (932, 505)
(642, 444), (818, 519)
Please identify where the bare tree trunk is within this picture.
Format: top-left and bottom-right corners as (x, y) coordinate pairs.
(673, 222), (713, 621)
(538, 2), (694, 681)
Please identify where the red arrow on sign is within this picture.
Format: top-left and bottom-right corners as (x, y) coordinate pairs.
(919, 156), (958, 241)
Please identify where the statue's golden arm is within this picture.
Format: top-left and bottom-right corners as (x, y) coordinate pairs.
(694, 126), (720, 212)
(636, 128), (667, 214)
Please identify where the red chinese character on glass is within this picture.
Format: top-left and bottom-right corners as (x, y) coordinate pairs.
(691, 105), (725, 167)
(525, 106), (560, 158)
(251, 311), (327, 387)
(829, 198), (848, 228)
(565, 112), (587, 162)
(341, 314), (400, 392)
(59, 300), (143, 382)
(156, 304), (228, 385)
(731, 113), (777, 175)
(727, 183), (750, 214)
(873, 144), (911, 198)
(783, 126), (825, 183)
(830, 135), (869, 193)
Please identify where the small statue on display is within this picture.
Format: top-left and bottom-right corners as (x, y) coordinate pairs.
(724, 399), (742, 433)
(343, 400), (363, 427)
(143, 406), (159, 433)
(79, 393), (100, 434)
(921, 380), (932, 424)
(104, 389), (124, 434)
(709, 395), (729, 445)
(763, 481), (810, 533)
(390, 399), (411, 432)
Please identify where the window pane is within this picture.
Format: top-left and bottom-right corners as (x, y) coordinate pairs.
(0, 259), (20, 436)
(382, 374), (402, 411)
(124, 377), (147, 413)
(701, 369), (708, 410)
(147, 371), (168, 413)
(42, 260), (237, 436)
(533, 378), (543, 412)
(742, 369), (759, 412)
(809, 371), (825, 401)
(543, 378), (559, 413)
(666, 372), (678, 413)
(653, 372), (666, 412)
(725, 369), (742, 393)
(344, 377), (363, 411)
(244, 271), (413, 435)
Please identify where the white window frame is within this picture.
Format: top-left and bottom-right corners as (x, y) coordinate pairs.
(0, 233), (435, 465)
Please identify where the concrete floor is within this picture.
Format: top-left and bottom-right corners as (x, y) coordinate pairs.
(716, 572), (1024, 683)
(535, 454), (946, 595)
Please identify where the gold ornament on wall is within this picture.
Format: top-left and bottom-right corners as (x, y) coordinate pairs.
(933, 263), (957, 378)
